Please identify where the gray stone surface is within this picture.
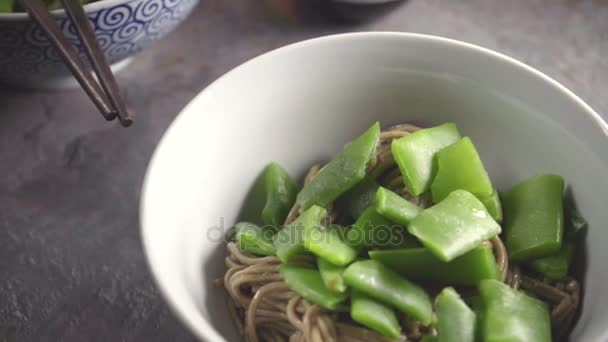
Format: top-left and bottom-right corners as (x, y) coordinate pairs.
(0, 0), (606, 341)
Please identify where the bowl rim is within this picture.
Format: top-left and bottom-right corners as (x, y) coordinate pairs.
(0, 0), (136, 20)
(140, 31), (608, 342)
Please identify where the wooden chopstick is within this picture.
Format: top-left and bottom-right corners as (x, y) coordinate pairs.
(18, 0), (132, 127)
(60, 0), (132, 126)
(18, 0), (115, 121)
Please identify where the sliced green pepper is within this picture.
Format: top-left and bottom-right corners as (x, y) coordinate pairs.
(0, 0), (15, 12)
(528, 242), (574, 280)
(280, 264), (348, 310)
(338, 177), (380, 220)
(503, 174), (564, 261)
(369, 246), (500, 285)
(391, 123), (461, 196)
(297, 122), (380, 211)
(347, 207), (392, 249)
(343, 260), (433, 325)
(304, 222), (357, 266)
(238, 167), (271, 226)
(386, 232), (423, 249)
(478, 279), (551, 342)
(351, 289), (401, 338)
(347, 207), (415, 250)
(408, 190), (501, 262)
(326, 223), (349, 240)
(375, 187), (422, 226)
(470, 295), (485, 342)
(435, 287), (476, 342)
(235, 222), (276, 256)
(421, 336), (439, 342)
(430, 137), (494, 203)
(528, 201), (589, 280)
(261, 163), (298, 228)
(273, 205), (326, 262)
(479, 189), (503, 223)
(317, 257), (347, 293)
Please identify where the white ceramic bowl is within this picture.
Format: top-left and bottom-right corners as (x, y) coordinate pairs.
(141, 32), (608, 341)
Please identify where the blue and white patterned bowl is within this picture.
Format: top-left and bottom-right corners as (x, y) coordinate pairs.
(0, 0), (199, 88)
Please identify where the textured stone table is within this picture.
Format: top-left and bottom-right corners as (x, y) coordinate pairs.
(1, 0), (606, 341)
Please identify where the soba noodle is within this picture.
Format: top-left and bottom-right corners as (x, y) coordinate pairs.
(221, 124), (581, 341)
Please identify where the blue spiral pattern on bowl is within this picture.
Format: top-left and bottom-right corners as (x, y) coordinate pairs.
(0, 0), (198, 83)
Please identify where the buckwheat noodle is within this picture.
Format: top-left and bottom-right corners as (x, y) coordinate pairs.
(221, 124), (581, 341)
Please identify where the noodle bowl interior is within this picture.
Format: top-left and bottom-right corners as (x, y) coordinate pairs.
(221, 122), (584, 342)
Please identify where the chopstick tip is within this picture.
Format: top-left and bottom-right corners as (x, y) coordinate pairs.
(104, 111), (118, 121)
(119, 116), (133, 127)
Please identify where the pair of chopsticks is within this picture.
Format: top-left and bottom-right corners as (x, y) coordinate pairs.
(20, 0), (132, 126)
